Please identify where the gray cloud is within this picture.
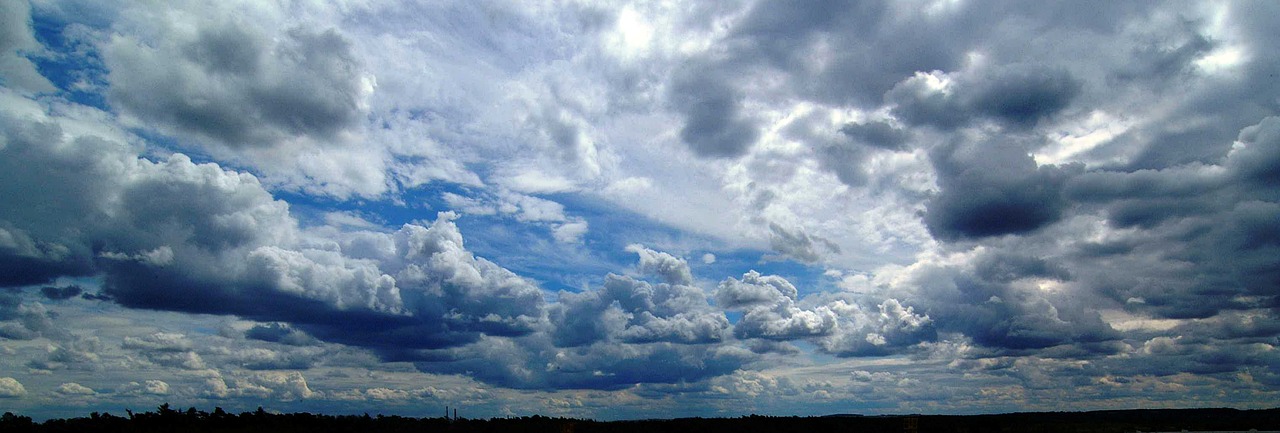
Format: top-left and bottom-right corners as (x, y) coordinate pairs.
(551, 272), (727, 347)
(105, 23), (371, 148)
(0, 0), (55, 94)
(413, 336), (749, 391)
(668, 63), (760, 158)
(0, 103), (540, 357)
(840, 120), (910, 151)
(888, 64), (1081, 130)
(924, 135), (1082, 241)
(716, 270), (797, 309)
(717, 271), (934, 355)
(245, 322), (319, 347)
(767, 223), (840, 263)
(39, 285), (82, 301)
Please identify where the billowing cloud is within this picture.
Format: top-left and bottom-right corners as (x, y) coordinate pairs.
(54, 382), (95, 396)
(0, 377), (25, 398)
(119, 379), (170, 396)
(924, 134), (1082, 240)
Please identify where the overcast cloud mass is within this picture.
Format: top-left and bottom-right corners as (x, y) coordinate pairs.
(1, 0), (1278, 420)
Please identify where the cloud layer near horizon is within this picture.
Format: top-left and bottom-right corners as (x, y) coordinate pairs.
(0, 0), (1277, 421)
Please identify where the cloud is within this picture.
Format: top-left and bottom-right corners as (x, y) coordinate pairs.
(716, 270), (797, 309)
(39, 285), (83, 301)
(766, 223), (841, 263)
(0, 301), (64, 341)
(119, 380), (170, 396)
(625, 244), (694, 286)
(668, 63), (760, 158)
(1227, 116), (1280, 187)
(105, 22), (372, 148)
(816, 298), (936, 357)
(0, 95), (543, 358)
(4, 0), (1280, 417)
(245, 322), (318, 346)
(0, 377), (25, 398)
(414, 336), (750, 391)
(54, 382), (96, 396)
(924, 134), (1082, 241)
(551, 272), (727, 347)
(205, 371), (317, 400)
(0, 0), (56, 94)
(840, 120), (910, 151)
(715, 270), (936, 356)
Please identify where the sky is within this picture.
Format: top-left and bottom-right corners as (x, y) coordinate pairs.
(0, 0), (1278, 421)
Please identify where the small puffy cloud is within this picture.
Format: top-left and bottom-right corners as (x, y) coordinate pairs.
(552, 219), (589, 244)
(625, 244), (694, 286)
(120, 379), (170, 396)
(0, 377), (25, 398)
(54, 382), (96, 396)
(716, 270), (798, 309)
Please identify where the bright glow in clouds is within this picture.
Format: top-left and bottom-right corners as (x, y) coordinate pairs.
(0, 0), (1278, 422)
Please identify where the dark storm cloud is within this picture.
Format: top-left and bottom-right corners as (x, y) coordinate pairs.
(1049, 117), (1280, 319)
(924, 136), (1082, 241)
(840, 120), (909, 151)
(887, 64), (1082, 130)
(39, 285), (82, 300)
(106, 22), (370, 147)
(966, 65), (1082, 128)
(1228, 117), (1280, 187)
(924, 275), (1118, 351)
(974, 252), (1071, 284)
(245, 322), (319, 346)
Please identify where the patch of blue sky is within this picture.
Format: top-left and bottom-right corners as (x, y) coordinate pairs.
(28, 10), (109, 110)
(275, 176), (835, 297)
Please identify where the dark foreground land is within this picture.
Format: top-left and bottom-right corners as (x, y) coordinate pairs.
(4, 406), (1279, 433)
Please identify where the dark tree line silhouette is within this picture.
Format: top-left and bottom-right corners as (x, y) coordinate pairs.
(2, 405), (1278, 433)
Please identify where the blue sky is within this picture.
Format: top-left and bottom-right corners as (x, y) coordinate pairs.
(1, 0), (1278, 421)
